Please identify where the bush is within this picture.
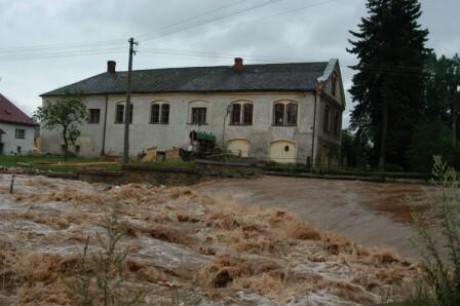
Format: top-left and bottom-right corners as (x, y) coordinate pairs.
(411, 156), (460, 305)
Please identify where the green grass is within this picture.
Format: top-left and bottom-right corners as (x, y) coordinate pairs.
(0, 155), (121, 173)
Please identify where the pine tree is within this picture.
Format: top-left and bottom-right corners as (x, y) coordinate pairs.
(348, 0), (429, 170)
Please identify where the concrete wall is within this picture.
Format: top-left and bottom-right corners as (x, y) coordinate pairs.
(0, 122), (36, 155)
(41, 91), (321, 164)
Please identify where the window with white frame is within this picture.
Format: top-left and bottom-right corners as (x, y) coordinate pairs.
(230, 101), (253, 125)
(115, 103), (133, 124)
(15, 129), (25, 139)
(150, 102), (169, 124)
(188, 100), (208, 125)
(272, 101), (298, 126)
(88, 108), (100, 124)
(191, 107), (206, 125)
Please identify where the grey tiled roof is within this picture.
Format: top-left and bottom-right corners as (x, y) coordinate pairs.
(41, 62), (329, 96)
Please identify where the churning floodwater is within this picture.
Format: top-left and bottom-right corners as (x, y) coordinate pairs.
(198, 176), (431, 259)
(0, 174), (428, 305)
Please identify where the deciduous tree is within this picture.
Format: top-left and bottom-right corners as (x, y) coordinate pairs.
(34, 92), (87, 158)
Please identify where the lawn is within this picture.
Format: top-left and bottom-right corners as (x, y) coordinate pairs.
(0, 155), (198, 173)
(0, 155), (122, 173)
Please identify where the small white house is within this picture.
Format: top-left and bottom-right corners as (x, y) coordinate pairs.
(41, 58), (345, 168)
(0, 93), (37, 155)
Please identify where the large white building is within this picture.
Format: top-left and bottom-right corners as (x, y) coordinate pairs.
(41, 58), (345, 167)
(0, 93), (37, 155)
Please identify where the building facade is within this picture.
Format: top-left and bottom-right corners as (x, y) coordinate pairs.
(0, 93), (37, 155)
(41, 58), (345, 167)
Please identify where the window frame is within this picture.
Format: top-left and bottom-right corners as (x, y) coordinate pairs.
(114, 103), (133, 124)
(15, 128), (25, 139)
(150, 102), (170, 125)
(191, 107), (207, 125)
(229, 101), (253, 126)
(272, 101), (298, 126)
(88, 108), (101, 124)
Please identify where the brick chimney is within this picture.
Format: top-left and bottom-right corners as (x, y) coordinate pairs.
(107, 60), (116, 74)
(233, 57), (243, 72)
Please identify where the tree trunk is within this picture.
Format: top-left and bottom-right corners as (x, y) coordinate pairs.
(379, 99), (388, 170)
(452, 93), (457, 147)
(62, 126), (69, 161)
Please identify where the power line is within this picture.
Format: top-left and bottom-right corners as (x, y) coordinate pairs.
(139, 0), (284, 42)
(137, 0), (247, 41)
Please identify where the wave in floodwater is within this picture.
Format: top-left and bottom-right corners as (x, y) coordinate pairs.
(0, 174), (424, 305)
(198, 176), (433, 259)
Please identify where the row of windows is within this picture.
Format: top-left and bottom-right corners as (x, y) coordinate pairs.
(88, 101), (319, 127)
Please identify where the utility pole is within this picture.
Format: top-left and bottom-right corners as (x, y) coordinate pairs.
(123, 37), (137, 164)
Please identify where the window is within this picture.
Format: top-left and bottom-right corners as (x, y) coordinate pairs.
(323, 105), (330, 132)
(286, 103), (298, 125)
(230, 104), (241, 125)
(331, 73), (338, 97)
(230, 102), (253, 125)
(150, 102), (169, 124)
(192, 107), (207, 125)
(88, 109), (100, 124)
(333, 110), (341, 136)
(243, 104), (253, 125)
(115, 104), (133, 124)
(115, 104), (124, 123)
(272, 101), (298, 126)
(15, 129), (25, 139)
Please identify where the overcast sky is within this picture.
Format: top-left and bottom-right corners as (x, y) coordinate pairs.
(1, 0), (459, 127)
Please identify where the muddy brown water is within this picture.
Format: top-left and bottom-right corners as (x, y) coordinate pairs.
(198, 176), (432, 259)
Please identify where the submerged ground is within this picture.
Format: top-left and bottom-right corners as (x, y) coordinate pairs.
(0, 174), (427, 305)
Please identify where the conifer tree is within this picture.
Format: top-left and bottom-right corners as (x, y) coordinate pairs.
(348, 0), (429, 170)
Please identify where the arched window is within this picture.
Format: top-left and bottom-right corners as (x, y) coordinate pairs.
(230, 101), (253, 125)
(286, 103), (297, 125)
(273, 101), (298, 126)
(231, 104), (241, 125)
(115, 103), (132, 124)
(243, 104), (253, 125)
(150, 101), (169, 124)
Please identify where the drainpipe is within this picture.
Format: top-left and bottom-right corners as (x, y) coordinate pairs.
(101, 94), (109, 155)
(311, 90), (318, 169)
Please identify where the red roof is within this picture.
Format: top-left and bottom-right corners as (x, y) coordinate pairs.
(0, 93), (36, 126)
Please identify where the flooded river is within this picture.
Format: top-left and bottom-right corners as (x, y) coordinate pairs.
(198, 176), (431, 259)
(0, 174), (428, 305)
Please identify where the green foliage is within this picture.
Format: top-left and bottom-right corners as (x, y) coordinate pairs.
(424, 53), (460, 123)
(411, 156), (460, 305)
(34, 92), (87, 159)
(348, 0), (429, 170)
(341, 128), (371, 169)
(408, 121), (453, 172)
(66, 205), (144, 305)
